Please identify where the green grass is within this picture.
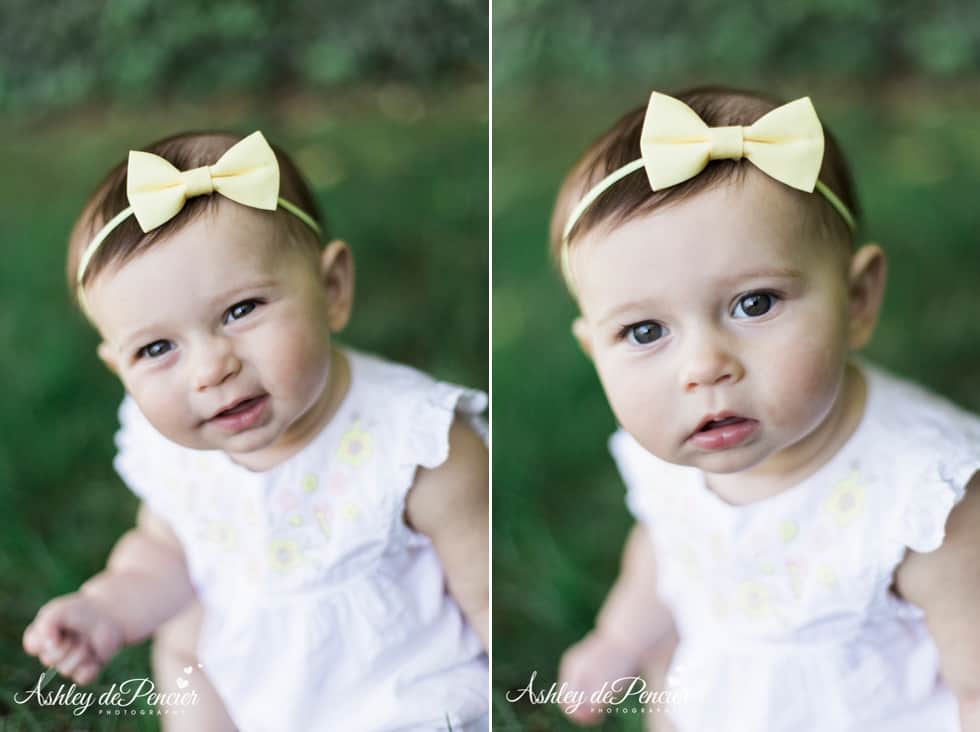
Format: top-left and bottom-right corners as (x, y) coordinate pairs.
(491, 79), (980, 729)
(0, 83), (487, 729)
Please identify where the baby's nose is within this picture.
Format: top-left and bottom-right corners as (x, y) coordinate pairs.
(680, 333), (744, 392)
(193, 337), (241, 391)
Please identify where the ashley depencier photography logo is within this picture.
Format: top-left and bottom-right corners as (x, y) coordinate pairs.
(14, 664), (203, 718)
(506, 669), (701, 717)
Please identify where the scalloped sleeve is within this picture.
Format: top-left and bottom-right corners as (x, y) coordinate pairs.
(389, 379), (488, 544)
(898, 452), (979, 555)
(609, 428), (662, 528)
(882, 384), (980, 555)
(112, 395), (181, 521)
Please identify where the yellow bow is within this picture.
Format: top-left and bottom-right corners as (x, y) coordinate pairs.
(127, 130), (279, 232)
(640, 91), (824, 193)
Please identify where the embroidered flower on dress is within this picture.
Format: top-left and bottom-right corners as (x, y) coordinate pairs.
(204, 521), (238, 551)
(301, 473), (319, 493)
(326, 471), (349, 495)
(825, 470), (865, 527)
(735, 580), (772, 618)
(313, 504), (332, 538)
(785, 558), (807, 598)
(337, 420), (374, 467)
(268, 539), (303, 572)
(779, 519), (799, 543)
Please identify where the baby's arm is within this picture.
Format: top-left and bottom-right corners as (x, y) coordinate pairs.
(894, 472), (980, 731)
(405, 419), (489, 647)
(559, 523), (676, 726)
(22, 503), (195, 685)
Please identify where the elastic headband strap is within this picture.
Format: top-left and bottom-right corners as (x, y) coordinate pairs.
(559, 160), (858, 291)
(562, 158), (856, 246)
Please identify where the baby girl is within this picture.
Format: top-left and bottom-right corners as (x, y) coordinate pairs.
(552, 86), (980, 731)
(22, 130), (489, 731)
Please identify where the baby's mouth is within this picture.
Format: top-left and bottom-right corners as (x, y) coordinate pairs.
(699, 416), (746, 431)
(688, 413), (753, 439)
(209, 394), (266, 421)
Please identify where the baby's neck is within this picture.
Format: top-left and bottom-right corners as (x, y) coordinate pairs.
(704, 362), (867, 507)
(228, 348), (351, 473)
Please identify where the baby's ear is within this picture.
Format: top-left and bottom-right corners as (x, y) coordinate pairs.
(97, 341), (120, 376)
(847, 242), (887, 350)
(320, 240), (354, 332)
(571, 317), (594, 359)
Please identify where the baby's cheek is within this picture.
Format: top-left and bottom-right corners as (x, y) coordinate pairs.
(135, 388), (202, 448)
(263, 321), (331, 402)
(764, 327), (846, 434)
(601, 360), (676, 455)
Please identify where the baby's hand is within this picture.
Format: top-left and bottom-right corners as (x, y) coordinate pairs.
(558, 629), (642, 726)
(22, 592), (125, 686)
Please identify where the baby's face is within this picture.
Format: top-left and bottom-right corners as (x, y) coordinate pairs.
(571, 169), (861, 476)
(86, 203), (350, 466)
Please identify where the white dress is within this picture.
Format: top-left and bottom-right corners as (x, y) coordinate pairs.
(113, 348), (489, 732)
(610, 362), (980, 732)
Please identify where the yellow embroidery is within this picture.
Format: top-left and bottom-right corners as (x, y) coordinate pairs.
(736, 580), (771, 618)
(268, 539), (303, 572)
(301, 473), (319, 493)
(786, 559), (806, 598)
(314, 508), (331, 538)
(779, 519), (799, 543)
(338, 420), (374, 467)
(204, 522), (237, 551)
(817, 564), (837, 586)
(288, 514), (304, 527)
(825, 470), (865, 527)
(343, 502), (360, 520)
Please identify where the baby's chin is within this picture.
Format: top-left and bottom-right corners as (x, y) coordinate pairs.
(663, 441), (777, 475)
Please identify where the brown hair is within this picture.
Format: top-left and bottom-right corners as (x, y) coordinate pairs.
(66, 131), (327, 307)
(549, 85), (861, 267)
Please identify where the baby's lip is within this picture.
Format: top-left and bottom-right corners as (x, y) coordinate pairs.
(208, 393), (266, 421)
(688, 411), (751, 439)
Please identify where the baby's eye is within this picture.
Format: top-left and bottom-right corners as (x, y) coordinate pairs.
(224, 299), (260, 324)
(732, 292), (779, 319)
(137, 340), (173, 359)
(621, 321), (666, 346)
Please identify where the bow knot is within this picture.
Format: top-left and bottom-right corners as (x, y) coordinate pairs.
(126, 130), (280, 232)
(640, 91), (824, 192)
(707, 126), (745, 161)
(180, 166), (216, 198)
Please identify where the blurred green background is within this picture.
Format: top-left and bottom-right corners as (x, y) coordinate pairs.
(493, 2), (980, 730)
(0, 1), (486, 729)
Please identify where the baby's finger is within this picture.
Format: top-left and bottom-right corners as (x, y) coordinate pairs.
(73, 659), (103, 686)
(25, 616), (65, 656)
(22, 624), (42, 655)
(39, 638), (71, 667)
(56, 644), (90, 679)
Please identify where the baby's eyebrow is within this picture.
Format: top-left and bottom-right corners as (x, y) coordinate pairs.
(713, 266), (803, 285)
(207, 279), (278, 308)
